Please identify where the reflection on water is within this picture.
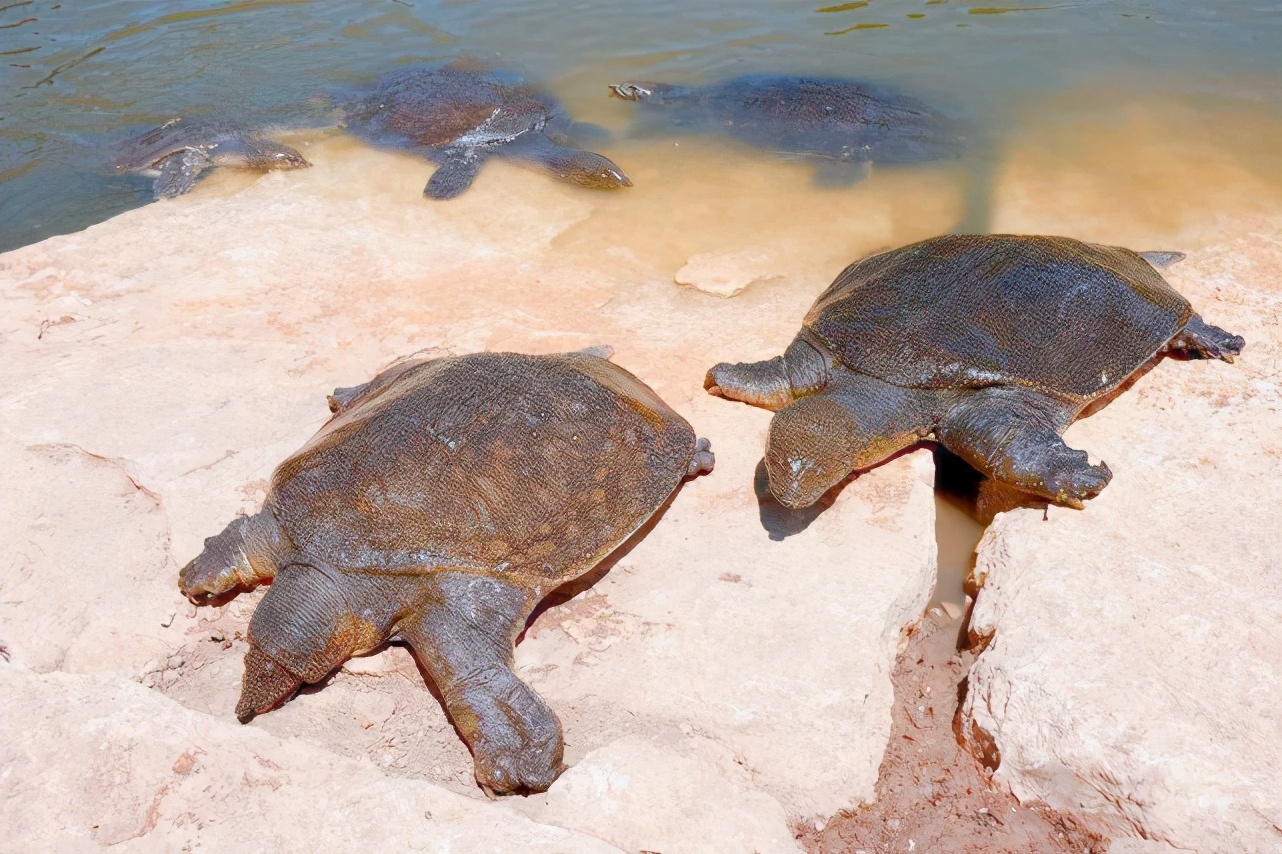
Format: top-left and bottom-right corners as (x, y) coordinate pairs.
(2, 1), (1282, 251)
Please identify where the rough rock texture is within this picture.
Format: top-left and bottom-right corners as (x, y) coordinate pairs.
(960, 100), (1282, 854)
(675, 250), (782, 298)
(803, 609), (1108, 854)
(0, 134), (941, 851)
(0, 664), (620, 852)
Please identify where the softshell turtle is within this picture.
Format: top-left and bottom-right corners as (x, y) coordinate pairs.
(341, 63), (632, 199)
(114, 117), (310, 199)
(705, 235), (1243, 509)
(179, 348), (713, 795)
(609, 74), (958, 184)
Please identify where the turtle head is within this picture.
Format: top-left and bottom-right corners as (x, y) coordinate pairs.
(245, 141), (312, 172)
(765, 378), (924, 509)
(765, 395), (865, 509)
(539, 147), (632, 190)
(608, 82), (681, 103)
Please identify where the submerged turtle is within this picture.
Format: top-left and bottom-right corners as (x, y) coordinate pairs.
(180, 348), (713, 795)
(609, 74), (959, 184)
(705, 234), (1243, 509)
(340, 63), (632, 199)
(114, 117), (311, 199)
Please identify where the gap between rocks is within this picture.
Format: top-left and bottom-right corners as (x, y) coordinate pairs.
(795, 450), (1110, 854)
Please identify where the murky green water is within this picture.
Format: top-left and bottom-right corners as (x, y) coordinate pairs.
(2, 0), (1281, 252)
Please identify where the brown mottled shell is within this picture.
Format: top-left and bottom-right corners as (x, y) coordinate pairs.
(804, 234), (1192, 401)
(265, 352), (697, 588)
(342, 65), (556, 150)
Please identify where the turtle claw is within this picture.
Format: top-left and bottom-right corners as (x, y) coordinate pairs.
(1048, 460), (1112, 509)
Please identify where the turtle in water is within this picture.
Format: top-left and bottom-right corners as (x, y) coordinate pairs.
(340, 63), (632, 199)
(179, 348), (713, 795)
(114, 117), (311, 199)
(705, 235), (1244, 510)
(609, 74), (959, 185)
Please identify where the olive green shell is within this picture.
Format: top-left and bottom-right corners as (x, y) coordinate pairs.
(804, 234), (1192, 401)
(265, 352), (697, 589)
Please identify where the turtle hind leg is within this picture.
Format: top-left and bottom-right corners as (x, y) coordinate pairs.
(153, 149), (211, 198)
(424, 151), (485, 199)
(179, 510), (286, 602)
(1139, 250), (1186, 270)
(937, 387), (1111, 510)
(1168, 315), (1245, 363)
(399, 572), (563, 795)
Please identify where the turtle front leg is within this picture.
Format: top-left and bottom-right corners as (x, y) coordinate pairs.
(399, 572), (563, 796)
(153, 149), (211, 198)
(936, 388), (1111, 510)
(424, 149), (485, 200)
(1167, 315), (1245, 363)
(179, 509), (287, 602)
(706, 335), (832, 412)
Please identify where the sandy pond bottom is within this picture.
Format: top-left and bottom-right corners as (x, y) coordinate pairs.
(2, 90), (1281, 853)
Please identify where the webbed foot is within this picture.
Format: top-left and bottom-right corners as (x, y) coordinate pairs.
(179, 511), (283, 602)
(1043, 456), (1112, 510)
(938, 388), (1110, 509)
(400, 573), (564, 795)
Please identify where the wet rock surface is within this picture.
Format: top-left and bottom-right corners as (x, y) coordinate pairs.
(954, 102), (1282, 854)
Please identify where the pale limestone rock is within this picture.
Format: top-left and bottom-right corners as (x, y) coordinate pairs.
(0, 136), (939, 846)
(962, 227), (1282, 854)
(523, 733), (799, 853)
(675, 250), (780, 298)
(0, 665), (620, 853)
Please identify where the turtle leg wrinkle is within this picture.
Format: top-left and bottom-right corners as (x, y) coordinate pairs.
(936, 388), (1111, 509)
(1167, 314), (1245, 362)
(179, 509), (287, 602)
(400, 572), (563, 796)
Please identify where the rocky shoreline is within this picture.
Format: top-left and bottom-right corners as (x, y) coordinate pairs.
(2, 115), (1279, 852)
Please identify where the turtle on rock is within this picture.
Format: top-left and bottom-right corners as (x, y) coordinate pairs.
(705, 235), (1244, 510)
(609, 74), (960, 185)
(114, 117), (311, 199)
(179, 348), (713, 795)
(340, 62), (632, 199)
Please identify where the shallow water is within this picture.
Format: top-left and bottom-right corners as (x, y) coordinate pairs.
(3, 0), (1281, 251)
(3, 1), (1281, 608)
